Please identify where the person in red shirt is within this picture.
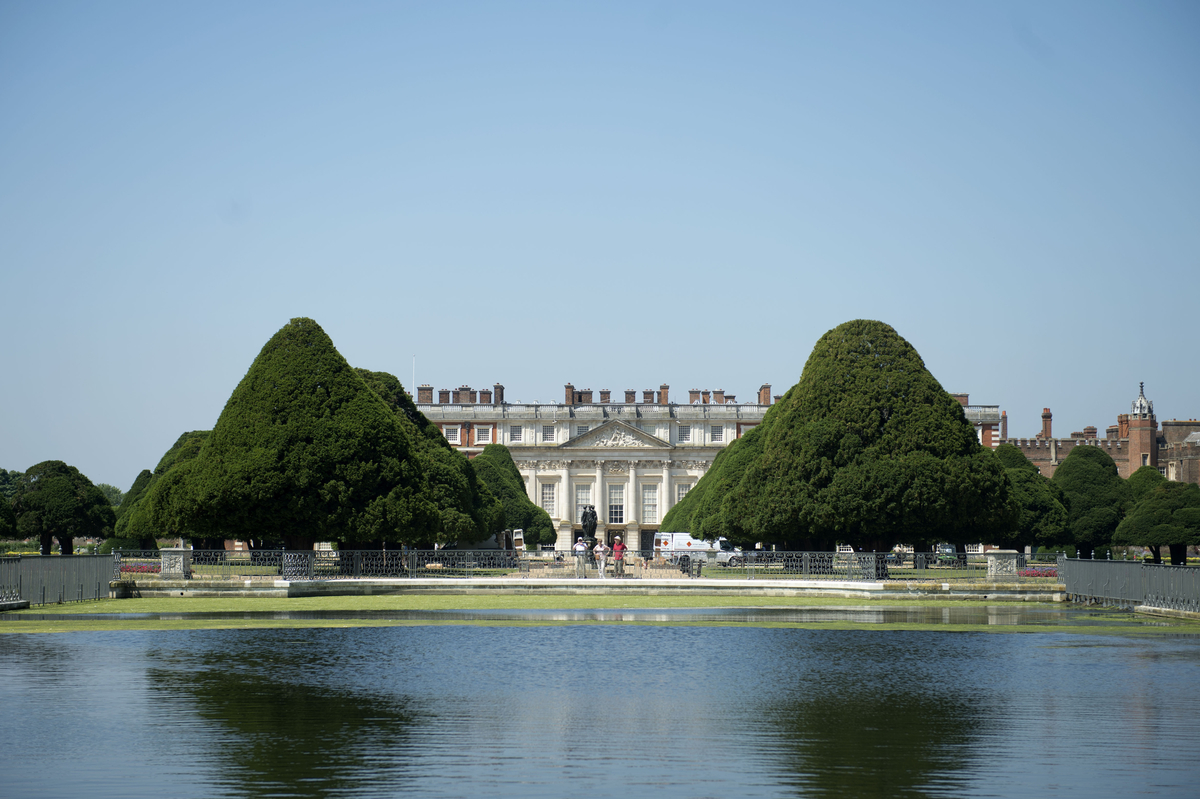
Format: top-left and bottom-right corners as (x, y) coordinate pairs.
(612, 535), (627, 578)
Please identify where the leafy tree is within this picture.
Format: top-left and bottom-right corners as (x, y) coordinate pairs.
(471, 444), (555, 547)
(10, 461), (115, 554)
(675, 320), (1017, 553)
(0, 498), (15, 538)
(135, 318), (498, 549)
(0, 469), (23, 502)
(1127, 465), (1167, 504)
(1051, 445), (1129, 559)
(1114, 481), (1200, 566)
(96, 483), (124, 507)
(992, 444), (1067, 551)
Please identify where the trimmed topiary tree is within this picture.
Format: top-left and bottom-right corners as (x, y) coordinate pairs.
(1051, 445), (1129, 559)
(672, 320), (1017, 554)
(10, 461), (115, 555)
(992, 444), (1068, 552)
(471, 444), (555, 547)
(1114, 481), (1200, 566)
(134, 318), (499, 549)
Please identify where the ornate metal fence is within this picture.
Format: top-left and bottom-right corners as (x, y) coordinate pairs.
(0, 554), (115, 605)
(111, 549), (1065, 583)
(1059, 557), (1200, 611)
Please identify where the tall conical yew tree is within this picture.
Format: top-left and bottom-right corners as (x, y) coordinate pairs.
(471, 444), (555, 547)
(666, 320), (1017, 552)
(138, 318), (497, 548)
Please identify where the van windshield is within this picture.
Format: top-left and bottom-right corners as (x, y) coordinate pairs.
(719, 540), (735, 551)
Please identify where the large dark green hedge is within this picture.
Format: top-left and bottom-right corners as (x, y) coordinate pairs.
(134, 318), (499, 549)
(471, 444), (555, 547)
(1051, 445), (1129, 559)
(665, 320), (1017, 551)
(115, 432), (212, 549)
(991, 444), (1067, 551)
(10, 461), (115, 555)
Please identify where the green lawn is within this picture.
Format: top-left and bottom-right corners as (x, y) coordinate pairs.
(4, 594), (1198, 636)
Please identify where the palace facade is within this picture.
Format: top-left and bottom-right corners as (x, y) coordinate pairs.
(416, 382), (776, 550)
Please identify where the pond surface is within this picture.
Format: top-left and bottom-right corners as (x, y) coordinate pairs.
(3, 613), (1200, 798)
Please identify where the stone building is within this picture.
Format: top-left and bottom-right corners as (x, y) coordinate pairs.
(950, 393), (1007, 448)
(1002, 383), (1200, 483)
(416, 381), (776, 550)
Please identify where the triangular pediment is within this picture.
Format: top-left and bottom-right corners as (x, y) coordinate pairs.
(558, 419), (672, 449)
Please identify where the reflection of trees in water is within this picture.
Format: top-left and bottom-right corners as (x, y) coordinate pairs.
(148, 643), (419, 799)
(755, 635), (990, 798)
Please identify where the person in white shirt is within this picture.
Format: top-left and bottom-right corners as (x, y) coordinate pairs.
(593, 538), (609, 579)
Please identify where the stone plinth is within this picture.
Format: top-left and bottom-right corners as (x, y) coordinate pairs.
(160, 547), (193, 580)
(986, 550), (1018, 579)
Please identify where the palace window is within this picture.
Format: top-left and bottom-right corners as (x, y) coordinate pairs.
(510, 425), (523, 443)
(575, 484), (591, 523)
(711, 425), (723, 443)
(444, 426), (459, 443)
(576, 425), (590, 438)
(642, 484), (658, 524)
(678, 424), (691, 443)
(540, 483), (555, 516)
(542, 425), (555, 443)
(475, 426), (492, 444)
(609, 485), (624, 525)
(677, 483), (692, 504)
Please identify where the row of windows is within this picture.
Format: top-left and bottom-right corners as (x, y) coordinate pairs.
(537, 482), (691, 525)
(445, 424), (728, 445)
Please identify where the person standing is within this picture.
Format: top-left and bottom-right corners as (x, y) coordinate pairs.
(593, 537), (609, 579)
(612, 535), (627, 577)
(573, 537), (588, 578)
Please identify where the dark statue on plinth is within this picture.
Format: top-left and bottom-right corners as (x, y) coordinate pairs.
(581, 504), (598, 540)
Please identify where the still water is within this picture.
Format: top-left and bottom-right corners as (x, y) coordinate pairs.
(2, 613), (1199, 798)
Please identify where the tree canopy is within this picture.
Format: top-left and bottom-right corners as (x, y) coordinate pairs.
(0, 469), (23, 502)
(96, 483), (124, 507)
(10, 461), (115, 554)
(133, 318), (500, 548)
(1114, 481), (1200, 566)
(664, 320), (1017, 551)
(1050, 445), (1129, 558)
(991, 444), (1068, 551)
(471, 444), (555, 547)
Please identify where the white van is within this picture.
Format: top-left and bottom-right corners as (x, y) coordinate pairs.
(654, 533), (742, 566)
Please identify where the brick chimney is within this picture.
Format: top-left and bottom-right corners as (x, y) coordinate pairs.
(951, 393), (969, 407)
(1083, 425), (1097, 439)
(417, 385), (433, 404)
(659, 384), (669, 405)
(438, 389), (450, 404)
(580, 389), (593, 404)
(1001, 411), (1007, 440)
(643, 390), (655, 404)
(1039, 408), (1052, 440)
(758, 384), (772, 405)
(701, 390), (710, 405)
(713, 389), (725, 404)
(625, 390), (636, 404)
(689, 389), (701, 404)
(493, 383), (504, 404)
(565, 383), (575, 406)
(479, 389), (492, 404)
(600, 389), (611, 404)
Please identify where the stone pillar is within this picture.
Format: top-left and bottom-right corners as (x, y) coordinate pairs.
(595, 460), (606, 539)
(986, 550), (1019, 579)
(627, 459), (638, 532)
(662, 461), (673, 518)
(160, 547), (192, 580)
(559, 463), (569, 526)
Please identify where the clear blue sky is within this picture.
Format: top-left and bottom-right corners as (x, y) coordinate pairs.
(2, 1), (1197, 491)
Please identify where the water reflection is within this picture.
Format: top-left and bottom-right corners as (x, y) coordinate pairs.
(147, 634), (420, 799)
(2, 605), (1164, 627)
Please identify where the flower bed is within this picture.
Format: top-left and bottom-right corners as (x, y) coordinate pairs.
(119, 563), (161, 574)
(1019, 568), (1058, 578)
